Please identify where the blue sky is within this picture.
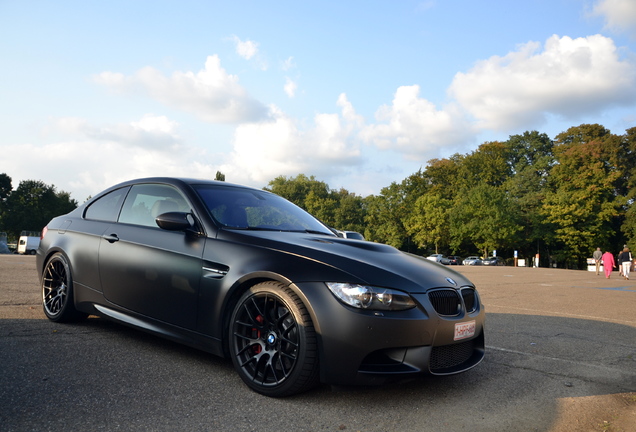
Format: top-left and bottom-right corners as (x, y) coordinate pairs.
(2, 0), (636, 201)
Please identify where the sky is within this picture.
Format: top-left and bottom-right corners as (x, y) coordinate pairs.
(1, 0), (636, 202)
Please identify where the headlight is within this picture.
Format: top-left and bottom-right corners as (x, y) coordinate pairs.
(326, 283), (416, 311)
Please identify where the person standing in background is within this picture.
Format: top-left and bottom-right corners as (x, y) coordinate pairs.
(602, 251), (616, 279)
(593, 247), (603, 275)
(618, 247), (632, 280)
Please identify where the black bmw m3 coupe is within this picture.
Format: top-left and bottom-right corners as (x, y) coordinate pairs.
(37, 177), (485, 397)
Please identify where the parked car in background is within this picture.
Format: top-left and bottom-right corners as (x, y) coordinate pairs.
(447, 256), (462, 265)
(17, 235), (40, 255)
(36, 177), (485, 397)
(463, 256), (483, 266)
(0, 232), (10, 254)
(334, 230), (365, 240)
(483, 256), (504, 266)
(426, 254), (450, 265)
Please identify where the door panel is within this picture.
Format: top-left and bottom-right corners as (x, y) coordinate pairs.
(99, 225), (204, 329)
(98, 183), (204, 329)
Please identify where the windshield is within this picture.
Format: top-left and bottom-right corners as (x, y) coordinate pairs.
(193, 184), (335, 235)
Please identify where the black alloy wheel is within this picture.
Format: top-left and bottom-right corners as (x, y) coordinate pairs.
(42, 253), (87, 322)
(229, 281), (319, 397)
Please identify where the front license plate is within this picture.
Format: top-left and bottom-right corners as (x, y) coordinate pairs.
(454, 320), (476, 341)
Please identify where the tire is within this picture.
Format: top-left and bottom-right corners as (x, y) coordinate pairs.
(229, 281), (319, 397)
(42, 253), (87, 322)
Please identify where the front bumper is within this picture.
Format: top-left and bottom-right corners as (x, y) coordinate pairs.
(294, 282), (485, 386)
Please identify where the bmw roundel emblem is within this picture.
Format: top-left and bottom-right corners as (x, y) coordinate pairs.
(446, 277), (457, 286)
(267, 334), (276, 344)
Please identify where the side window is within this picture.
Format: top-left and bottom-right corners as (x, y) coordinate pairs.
(84, 187), (130, 222)
(118, 184), (190, 227)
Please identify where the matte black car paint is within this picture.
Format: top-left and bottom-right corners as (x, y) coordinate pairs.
(37, 177), (485, 395)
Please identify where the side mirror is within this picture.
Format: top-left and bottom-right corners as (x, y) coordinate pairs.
(155, 212), (194, 231)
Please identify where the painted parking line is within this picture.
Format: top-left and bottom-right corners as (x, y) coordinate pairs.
(485, 304), (636, 326)
(486, 345), (636, 377)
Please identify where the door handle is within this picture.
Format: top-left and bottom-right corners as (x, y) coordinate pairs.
(103, 234), (120, 243)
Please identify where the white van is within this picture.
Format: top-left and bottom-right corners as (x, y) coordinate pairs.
(17, 236), (40, 255)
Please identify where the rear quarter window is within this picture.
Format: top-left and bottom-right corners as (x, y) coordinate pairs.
(84, 187), (130, 222)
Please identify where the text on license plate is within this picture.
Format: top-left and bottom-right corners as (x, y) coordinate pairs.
(454, 320), (476, 341)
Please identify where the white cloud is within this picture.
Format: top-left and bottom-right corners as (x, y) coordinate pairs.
(284, 77), (297, 98)
(232, 35), (259, 60)
(592, 0), (636, 37)
(281, 56), (296, 71)
(449, 34), (636, 130)
(4, 116), (219, 201)
(220, 97), (363, 185)
(51, 114), (182, 150)
(229, 35), (268, 70)
(26, 28), (636, 201)
(93, 55), (269, 124)
(359, 85), (476, 159)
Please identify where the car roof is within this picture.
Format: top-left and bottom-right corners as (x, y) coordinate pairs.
(89, 177), (268, 203)
(111, 177), (256, 190)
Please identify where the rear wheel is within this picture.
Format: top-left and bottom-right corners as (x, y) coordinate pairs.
(229, 281), (319, 397)
(42, 253), (87, 322)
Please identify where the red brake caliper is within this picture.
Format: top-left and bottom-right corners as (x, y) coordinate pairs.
(252, 315), (264, 354)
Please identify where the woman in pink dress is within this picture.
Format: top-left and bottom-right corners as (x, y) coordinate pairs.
(602, 251), (616, 278)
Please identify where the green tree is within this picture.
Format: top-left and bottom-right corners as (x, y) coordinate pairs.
(621, 127), (636, 249)
(363, 191), (406, 248)
(554, 123), (612, 146)
(265, 174), (365, 230)
(266, 174), (330, 210)
(304, 189), (337, 226)
(542, 125), (625, 266)
(459, 141), (512, 187)
(406, 193), (451, 253)
(364, 171), (428, 251)
(332, 188), (365, 234)
(505, 131), (554, 176)
(423, 156), (464, 200)
(503, 131), (555, 259)
(450, 183), (521, 258)
(3, 180), (77, 238)
(0, 174), (11, 201)
(0, 173), (12, 229)
(256, 122), (634, 265)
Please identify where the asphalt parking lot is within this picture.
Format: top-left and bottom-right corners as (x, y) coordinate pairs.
(1, 255), (635, 432)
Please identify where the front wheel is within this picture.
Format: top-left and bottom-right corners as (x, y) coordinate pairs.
(42, 253), (87, 322)
(229, 281), (319, 397)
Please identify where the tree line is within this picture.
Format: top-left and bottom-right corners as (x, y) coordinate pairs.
(267, 124), (636, 269)
(0, 174), (77, 241)
(2, 123), (634, 268)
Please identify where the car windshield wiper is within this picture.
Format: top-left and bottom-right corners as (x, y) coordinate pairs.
(222, 224), (335, 236)
(286, 229), (335, 236)
(225, 226), (333, 235)
(223, 226), (281, 231)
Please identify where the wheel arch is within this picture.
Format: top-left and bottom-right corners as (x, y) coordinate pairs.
(39, 247), (71, 281)
(224, 276), (322, 396)
(40, 248), (88, 322)
(219, 272), (323, 361)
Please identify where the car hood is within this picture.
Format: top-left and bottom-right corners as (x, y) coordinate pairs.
(217, 230), (473, 293)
